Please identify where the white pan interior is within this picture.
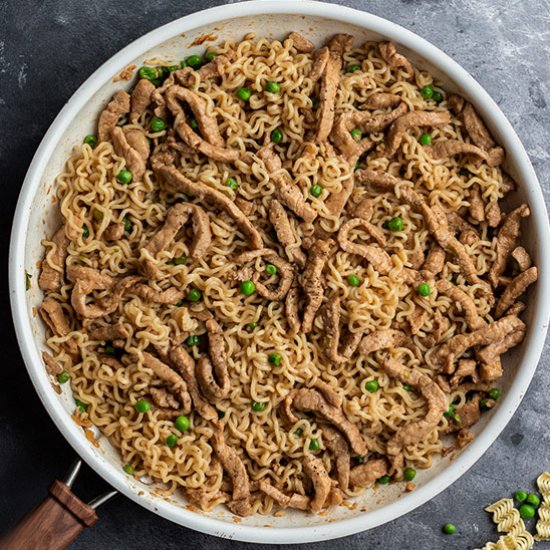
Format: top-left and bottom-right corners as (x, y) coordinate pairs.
(9, 1), (550, 544)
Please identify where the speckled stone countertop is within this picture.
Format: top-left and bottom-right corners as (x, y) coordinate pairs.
(1, 1), (549, 548)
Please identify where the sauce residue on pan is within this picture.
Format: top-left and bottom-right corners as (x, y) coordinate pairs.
(190, 33), (218, 46)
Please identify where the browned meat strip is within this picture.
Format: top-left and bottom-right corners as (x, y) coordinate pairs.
(447, 94), (465, 114)
(477, 325), (526, 381)
(233, 248), (294, 301)
(284, 386), (367, 456)
(494, 267), (537, 318)
(129, 79), (155, 124)
(432, 315), (525, 373)
(88, 322), (129, 341)
(321, 425), (351, 492)
(435, 279), (486, 330)
(98, 90), (130, 142)
(211, 425), (252, 516)
(288, 32), (315, 53)
(165, 85), (238, 163)
(358, 329), (421, 359)
(67, 265), (140, 319)
(155, 165), (263, 249)
(446, 395), (481, 433)
(488, 204), (530, 288)
(422, 244), (445, 276)
(381, 358), (448, 472)
(39, 298), (78, 357)
(151, 387), (180, 409)
(383, 111), (451, 157)
(234, 197), (256, 217)
(328, 34), (353, 55)
(450, 359), (478, 388)
(359, 93), (401, 110)
(427, 139), (504, 167)
(378, 42), (414, 79)
(140, 201), (211, 279)
(303, 456), (332, 512)
(485, 201), (502, 229)
(316, 53), (341, 143)
(168, 346), (217, 422)
(324, 173), (356, 218)
(351, 198), (374, 220)
(134, 284), (184, 304)
(258, 480), (309, 511)
(349, 458), (388, 488)
(104, 222), (125, 242)
(301, 239), (332, 333)
(196, 318), (230, 402)
(323, 297), (349, 364)
(310, 47), (330, 85)
(257, 146), (317, 223)
(111, 127), (148, 181)
(39, 225), (69, 292)
(462, 102), (496, 150)
(285, 283), (301, 333)
(337, 217), (392, 274)
(469, 184), (485, 223)
(268, 200), (307, 268)
(511, 246), (532, 272)
(42, 351), (63, 375)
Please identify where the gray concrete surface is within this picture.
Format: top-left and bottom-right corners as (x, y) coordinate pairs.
(0, 0), (549, 548)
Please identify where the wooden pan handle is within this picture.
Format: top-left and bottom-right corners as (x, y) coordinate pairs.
(0, 480), (97, 550)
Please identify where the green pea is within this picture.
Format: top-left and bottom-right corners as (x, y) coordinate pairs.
(165, 434), (178, 448)
(403, 383), (411, 392)
(83, 134), (97, 147)
(488, 388), (502, 400)
(514, 490), (528, 502)
(217, 410), (225, 419)
(225, 177), (239, 190)
(526, 493), (541, 507)
(350, 128), (363, 142)
(355, 159), (361, 171)
(346, 64), (361, 73)
(104, 343), (116, 356)
(309, 438), (320, 451)
(236, 87), (252, 101)
(176, 299), (184, 307)
(117, 169), (133, 184)
(294, 427), (303, 437)
(57, 371), (70, 384)
(179, 60), (187, 69)
(265, 81), (281, 93)
(74, 398), (88, 413)
(186, 335), (199, 347)
(268, 353), (282, 366)
(246, 322), (258, 330)
(189, 118), (199, 130)
(166, 65), (179, 73)
(265, 263), (278, 276)
(421, 85), (434, 99)
(123, 464), (135, 475)
(240, 280), (256, 296)
(459, 167), (472, 178)
(175, 415), (190, 432)
(519, 504), (536, 519)
(311, 96), (320, 108)
(170, 255), (188, 266)
(404, 467), (416, 481)
(187, 288), (202, 302)
(442, 523), (457, 535)
(124, 217), (133, 233)
(310, 184), (323, 198)
(378, 475), (390, 484)
(347, 274), (361, 287)
(387, 216), (404, 232)
(135, 399), (151, 413)
(355, 456), (365, 463)
(82, 224), (90, 238)
(252, 401), (266, 412)
(138, 66), (157, 80)
(365, 379), (379, 393)
(432, 90), (443, 102)
(186, 55), (202, 69)
(417, 283), (431, 297)
(271, 128), (283, 143)
(204, 51), (218, 62)
(150, 117), (166, 132)
(419, 133), (432, 145)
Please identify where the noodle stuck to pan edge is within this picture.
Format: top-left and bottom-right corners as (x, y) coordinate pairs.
(36, 32), (536, 516)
